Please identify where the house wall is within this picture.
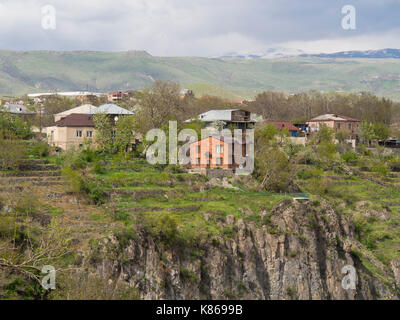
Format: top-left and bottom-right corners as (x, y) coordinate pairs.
(47, 126), (96, 151)
(189, 137), (232, 169)
(307, 120), (359, 135)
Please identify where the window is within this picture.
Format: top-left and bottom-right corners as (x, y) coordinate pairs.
(216, 145), (224, 154)
(196, 158), (201, 165)
(348, 123), (351, 129)
(87, 131), (93, 138)
(76, 130), (82, 138)
(337, 123), (341, 129)
(216, 157), (223, 166)
(196, 145), (201, 154)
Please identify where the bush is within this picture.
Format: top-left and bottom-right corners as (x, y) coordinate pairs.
(164, 164), (184, 174)
(371, 161), (389, 177)
(81, 180), (107, 205)
(296, 168), (323, 180)
(388, 158), (400, 172)
(31, 142), (50, 158)
(0, 138), (27, 170)
(341, 152), (358, 165)
(62, 167), (84, 193)
(143, 213), (178, 245)
(92, 160), (105, 174)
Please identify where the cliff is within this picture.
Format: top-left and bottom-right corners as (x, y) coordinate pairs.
(85, 198), (399, 300)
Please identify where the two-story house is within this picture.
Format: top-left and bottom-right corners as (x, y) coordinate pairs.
(46, 103), (134, 151)
(186, 109), (256, 130)
(306, 114), (360, 139)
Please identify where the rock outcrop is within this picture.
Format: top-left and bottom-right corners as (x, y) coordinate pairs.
(85, 199), (399, 300)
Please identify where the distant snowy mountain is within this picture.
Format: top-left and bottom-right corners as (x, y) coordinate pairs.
(300, 48), (400, 59)
(218, 47), (305, 59)
(218, 48), (400, 60)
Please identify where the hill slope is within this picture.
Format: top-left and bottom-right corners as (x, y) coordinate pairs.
(1, 50), (400, 100)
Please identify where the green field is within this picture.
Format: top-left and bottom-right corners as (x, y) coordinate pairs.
(1, 50), (400, 100)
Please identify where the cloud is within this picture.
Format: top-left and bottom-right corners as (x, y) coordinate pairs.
(0, 0), (399, 55)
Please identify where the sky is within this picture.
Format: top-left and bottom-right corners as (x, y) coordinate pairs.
(0, 0), (399, 56)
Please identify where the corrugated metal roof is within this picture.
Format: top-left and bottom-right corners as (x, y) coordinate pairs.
(198, 109), (239, 121)
(56, 104), (98, 116)
(1, 104), (35, 115)
(90, 104), (134, 115)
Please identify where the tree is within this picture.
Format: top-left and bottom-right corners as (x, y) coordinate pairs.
(114, 115), (134, 154)
(254, 145), (293, 192)
(93, 113), (113, 153)
(0, 135), (27, 170)
(134, 80), (182, 133)
(373, 122), (390, 140)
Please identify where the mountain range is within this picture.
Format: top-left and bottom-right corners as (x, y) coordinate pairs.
(219, 48), (400, 59)
(1, 49), (400, 100)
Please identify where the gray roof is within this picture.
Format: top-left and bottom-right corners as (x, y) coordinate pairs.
(89, 104), (134, 115)
(56, 104), (98, 117)
(185, 109), (239, 123)
(0, 104), (35, 115)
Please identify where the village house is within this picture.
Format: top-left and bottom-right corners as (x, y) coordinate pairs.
(189, 136), (246, 171)
(264, 121), (299, 137)
(306, 114), (360, 138)
(0, 103), (35, 122)
(47, 113), (96, 151)
(185, 109), (256, 130)
(46, 103), (135, 151)
(107, 91), (123, 102)
(179, 88), (194, 99)
(54, 104), (97, 122)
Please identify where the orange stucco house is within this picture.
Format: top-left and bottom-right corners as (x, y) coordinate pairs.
(189, 136), (246, 169)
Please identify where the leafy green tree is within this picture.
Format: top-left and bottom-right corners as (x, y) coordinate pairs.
(114, 115), (134, 154)
(359, 121), (375, 146)
(373, 122), (390, 140)
(93, 113), (113, 153)
(0, 110), (32, 139)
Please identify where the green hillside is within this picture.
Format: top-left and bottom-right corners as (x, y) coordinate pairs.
(1, 50), (400, 100)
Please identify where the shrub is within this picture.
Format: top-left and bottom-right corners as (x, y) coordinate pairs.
(62, 167), (84, 193)
(31, 142), (50, 158)
(144, 213), (179, 245)
(341, 152), (358, 165)
(81, 180), (107, 205)
(296, 168), (323, 180)
(92, 160), (105, 174)
(388, 158), (400, 172)
(371, 161), (389, 177)
(0, 138), (27, 170)
(164, 164), (184, 174)
(180, 266), (197, 283)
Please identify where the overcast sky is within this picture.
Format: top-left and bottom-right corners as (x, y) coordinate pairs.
(0, 0), (399, 56)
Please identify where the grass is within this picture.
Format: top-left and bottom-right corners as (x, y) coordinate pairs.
(2, 50), (400, 100)
(296, 163), (400, 270)
(91, 162), (290, 244)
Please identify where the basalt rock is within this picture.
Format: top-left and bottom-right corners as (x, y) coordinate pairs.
(85, 199), (399, 300)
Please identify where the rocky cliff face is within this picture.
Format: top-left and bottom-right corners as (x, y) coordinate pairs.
(85, 199), (399, 300)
